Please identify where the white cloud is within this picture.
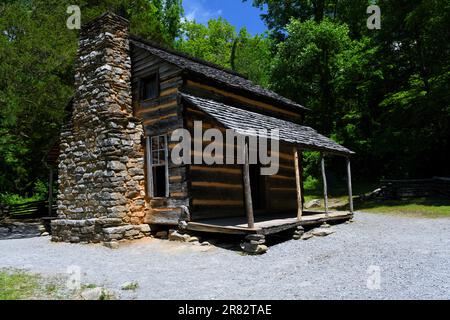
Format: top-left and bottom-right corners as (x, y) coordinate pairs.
(183, 0), (223, 23)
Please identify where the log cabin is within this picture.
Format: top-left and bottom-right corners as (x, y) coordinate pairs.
(50, 12), (354, 248)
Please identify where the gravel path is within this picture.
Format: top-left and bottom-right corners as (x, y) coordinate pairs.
(1, 212), (449, 300)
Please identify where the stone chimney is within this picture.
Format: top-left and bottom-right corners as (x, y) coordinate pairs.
(52, 13), (150, 245)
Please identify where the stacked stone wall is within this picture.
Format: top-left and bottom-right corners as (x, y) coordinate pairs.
(52, 13), (149, 245)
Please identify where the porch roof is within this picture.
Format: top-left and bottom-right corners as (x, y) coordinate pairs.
(181, 93), (354, 156)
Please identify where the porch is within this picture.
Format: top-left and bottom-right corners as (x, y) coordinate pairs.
(186, 210), (353, 236)
(181, 94), (356, 239)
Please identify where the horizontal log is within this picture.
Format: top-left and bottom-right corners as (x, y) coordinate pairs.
(270, 187), (297, 192)
(160, 87), (178, 97)
(187, 222), (254, 235)
(192, 199), (244, 206)
(270, 151), (295, 161)
(169, 192), (188, 199)
(192, 182), (243, 189)
(267, 178), (297, 188)
(143, 112), (179, 126)
(191, 192), (244, 204)
(140, 99), (178, 113)
(190, 165), (241, 175)
(160, 78), (183, 91)
(169, 175), (183, 183)
(277, 163), (295, 171)
(192, 209), (246, 220)
(186, 80), (302, 119)
(139, 93), (178, 109)
(271, 175), (296, 181)
(191, 172), (243, 185)
(144, 208), (181, 225)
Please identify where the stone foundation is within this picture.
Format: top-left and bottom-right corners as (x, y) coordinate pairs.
(241, 234), (268, 254)
(51, 219), (151, 243)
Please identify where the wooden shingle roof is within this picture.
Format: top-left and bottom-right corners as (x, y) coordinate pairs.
(181, 93), (354, 156)
(130, 36), (308, 112)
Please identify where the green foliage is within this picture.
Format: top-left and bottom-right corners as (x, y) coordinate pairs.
(0, 270), (80, 299)
(256, 0), (450, 180)
(0, 180), (47, 205)
(0, 271), (40, 300)
(176, 18), (236, 68)
(246, 0), (371, 41)
(0, 0), (77, 194)
(33, 179), (48, 199)
(271, 19), (352, 135)
(356, 198), (450, 218)
(0, 0), (184, 197)
(122, 0), (183, 44)
(232, 29), (272, 87)
(303, 176), (320, 192)
(176, 17), (272, 87)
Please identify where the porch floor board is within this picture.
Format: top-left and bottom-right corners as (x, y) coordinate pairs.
(187, 211), (353, 235)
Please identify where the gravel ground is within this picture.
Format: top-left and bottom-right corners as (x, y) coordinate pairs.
(1, 212), (449, 300)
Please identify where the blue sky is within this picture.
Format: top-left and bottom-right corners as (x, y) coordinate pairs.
(182, 0), (268, 35)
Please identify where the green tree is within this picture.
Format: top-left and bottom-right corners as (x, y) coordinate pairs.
(271, 19), (352, 134)
(176, 18), (237, 68)
(246, 0), (371, 41)
(0, 0), (185, 196)
(176, 17), (272, 87)
(0, 0), (76, 193)
(231, 29), (272, 87)
(371, 0), (450, 177)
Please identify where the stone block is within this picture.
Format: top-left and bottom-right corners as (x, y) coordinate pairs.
(103, 241), (119, 250)
(169, 230), (190, 242)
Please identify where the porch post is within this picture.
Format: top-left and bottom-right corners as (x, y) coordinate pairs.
(243, 141), (255, 229)
(48, 166), (53, 216)
(321, 155), (329, 215)
(346, 157), (354, 214)
(294, 147), (303, 220)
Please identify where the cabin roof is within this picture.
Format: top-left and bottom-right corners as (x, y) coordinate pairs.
(180, 93), (354, 156)
(130, 36), (308, 112)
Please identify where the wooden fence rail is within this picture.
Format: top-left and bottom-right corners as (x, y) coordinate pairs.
(380, 177), (450, 199)
(0, 200), (56, 220)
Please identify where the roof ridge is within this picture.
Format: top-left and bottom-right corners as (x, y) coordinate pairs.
(130, 35), (248, 79)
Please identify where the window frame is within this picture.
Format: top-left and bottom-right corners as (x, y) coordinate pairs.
(139, 72), (159, 102)
(146, 134), (170, 198)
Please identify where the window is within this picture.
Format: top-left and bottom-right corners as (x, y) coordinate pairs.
(146, 134), (169, 198)
(140, 73), (159, 101)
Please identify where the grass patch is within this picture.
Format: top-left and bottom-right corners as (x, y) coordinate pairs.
(0, 270), (81, 300)
(303, 180), (450, 217)
(0, 271), (40, 300)
(303, 180), (379, 203)
(355, 198), (450, 218)
(121, 282), (139, 291)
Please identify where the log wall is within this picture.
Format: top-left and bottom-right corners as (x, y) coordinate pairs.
(184, 80), (304, 123)
(131, 47), (188, 225)
(266, 144), (298, 212)
(185, 108), (245, 220)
